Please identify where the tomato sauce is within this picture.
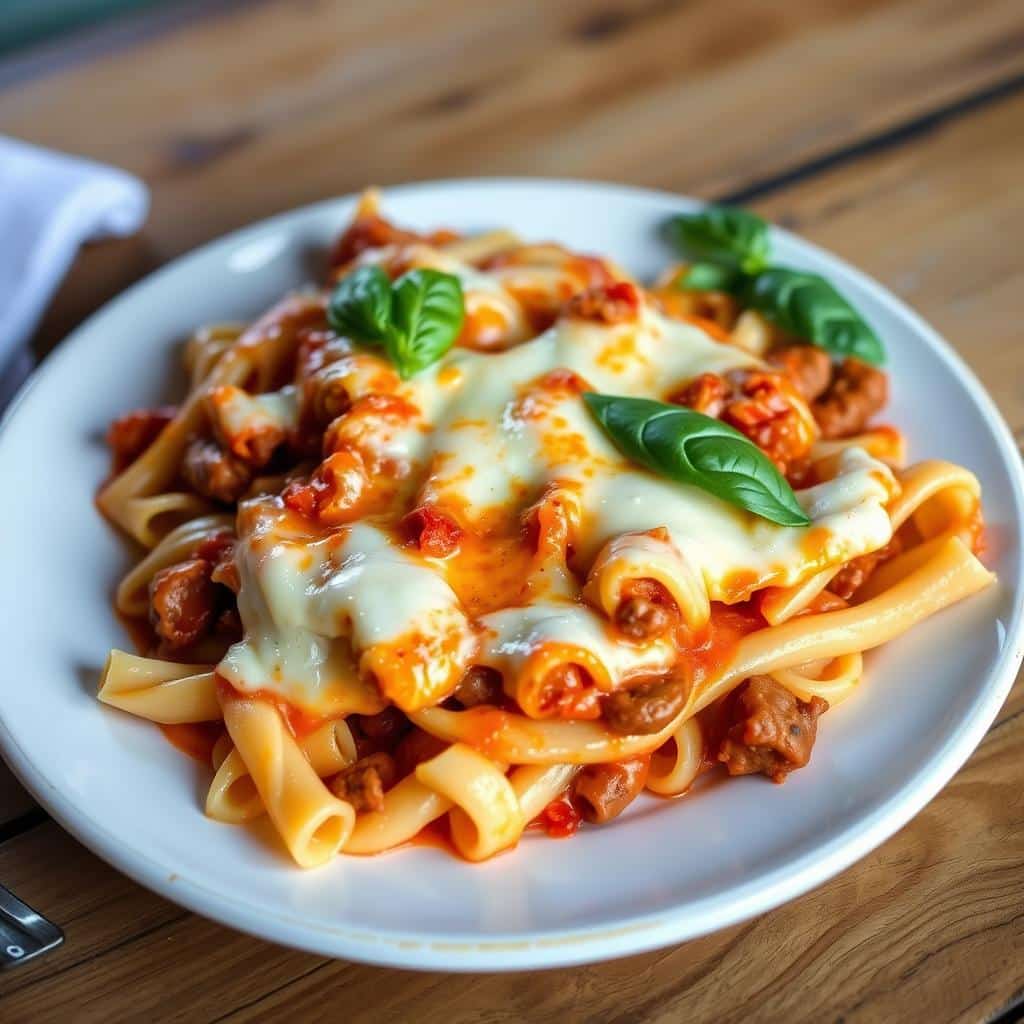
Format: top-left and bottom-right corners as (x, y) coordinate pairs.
(530, 795), (582, 839)
(159, 722), (222, 764)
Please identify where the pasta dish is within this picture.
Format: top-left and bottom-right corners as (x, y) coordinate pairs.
(96, 192), (993, 867)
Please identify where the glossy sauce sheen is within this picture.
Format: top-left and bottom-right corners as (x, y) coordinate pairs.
(217, 245), (898, 716)
(159, 722), (222, 764)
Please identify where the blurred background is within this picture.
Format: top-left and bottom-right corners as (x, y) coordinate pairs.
(1, 1), (1021, 404)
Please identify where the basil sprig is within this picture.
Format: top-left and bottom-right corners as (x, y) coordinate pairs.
(327, 265), (464, 379)
(666, 206), (770, 275)
(742, 267), (885, 365)
(584, 392), (810, 527)
(666, 204), (885, 365)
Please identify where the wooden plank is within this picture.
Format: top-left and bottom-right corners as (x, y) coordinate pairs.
(0, 0), (1022, 359)
(753, 92), (1024, 433)
(0, 770), (36, 826)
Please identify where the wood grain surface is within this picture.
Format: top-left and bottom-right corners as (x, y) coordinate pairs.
(0, 1), (1022, 1021)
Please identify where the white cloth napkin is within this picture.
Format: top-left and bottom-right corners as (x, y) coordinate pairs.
(0, 136), (149, 409)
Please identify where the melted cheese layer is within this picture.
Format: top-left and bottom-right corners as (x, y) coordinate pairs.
(217, 251), (897, 713)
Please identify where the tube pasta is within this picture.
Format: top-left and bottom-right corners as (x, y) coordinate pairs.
(646, 718), (703, 796)
(220, 690), (354, 868)
(205, 718), (355, 825)
(700, 537), (992, 711)
(413, 538), (993, 764)
(584, 530), (709, 629)
(98, 651), (219, 723)
(206, 746), (264, 823)
(509, 763), (579, 822)
(760, 568), (834, 626)
(117, 492), (216, 551)
(302, 719), (358, 776)
(344, 775), (453, 855)
(771, 652), (863, 707)
(184, 324), (244, 389)
(415, 743), (523, 861)
(441, 229), (521, 264)
(762, 459), (982, 623)
(97, 294), (321, 546)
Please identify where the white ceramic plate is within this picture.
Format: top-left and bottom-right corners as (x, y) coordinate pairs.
(1, 180), (1022, 971)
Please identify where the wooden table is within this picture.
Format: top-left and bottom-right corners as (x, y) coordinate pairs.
(2, 2), (1023, 1020)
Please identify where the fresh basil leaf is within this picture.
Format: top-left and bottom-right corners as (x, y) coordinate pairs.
(743, 266), (885, 365)
(583, 393), (810, 527)
(327, 265), (393, 344)
(666, 205), (771, 275)
(677, 261), (743, 292)
(389, 268), (465, 379)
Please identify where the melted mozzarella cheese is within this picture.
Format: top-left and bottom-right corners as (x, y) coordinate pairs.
(220, 502), (475, 712)
(218, 253), (897, 713)
(478, 602), (677, 692)
(208, 384), (298, 444)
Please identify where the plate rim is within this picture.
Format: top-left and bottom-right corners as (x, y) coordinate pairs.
(2, 176), (1023, 971)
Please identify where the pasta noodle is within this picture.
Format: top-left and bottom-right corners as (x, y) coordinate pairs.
(98, 651), (220, 723)
(646, 718), (703, 796)
(415, 744), (523, 861)
(94, 194), (996, 867)
(204, 718), (356, 825)
(220, 689), (354, 867)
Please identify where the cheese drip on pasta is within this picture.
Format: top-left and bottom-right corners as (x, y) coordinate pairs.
(217, 246), (898, 715)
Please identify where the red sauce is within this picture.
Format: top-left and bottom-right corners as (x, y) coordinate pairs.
(531, 795), (582, 839)
(116, 611), (157, 656)
(403, 815), (455, 854)
(675, 602), (765, 694)
(159, 722), (222, 764)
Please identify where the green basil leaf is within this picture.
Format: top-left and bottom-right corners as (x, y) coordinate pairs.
(743, 266), (885, 365)
(666, 205), (771, 274)
(677, 261), (743, 292)
(327, 265), (393, 344)
(583, 393), (810, 527)
(389, 268), (465, 379)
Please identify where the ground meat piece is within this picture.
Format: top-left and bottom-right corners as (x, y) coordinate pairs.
(767, 344), (832, 401)
(106, 406), (177, 471)
(722, 371), (815, 473)
(213, 606), (242, 640)
(603, 676), (690, 735)
(829, 535), (903, 601)
(451, 666), (503, 708)
(393, 728), (448, 778)
(572, 757), (650, 824)
(812, 357), (888, 439)
(614, 579), (677, 640)
(329, 753), (397, 813)
(181, 439), (253, 504)
(671, 369), (815, 474)
(148, 558), (217, 650)
(564, 281), (641, 324)
(717, 676), (828, 783)
(669, 372), (729, 417)
(356, 707), (410, 748)
(195, 532), (240, 593)
(534, 664), (602, 719)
